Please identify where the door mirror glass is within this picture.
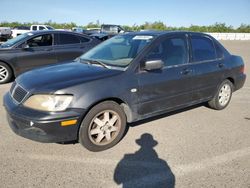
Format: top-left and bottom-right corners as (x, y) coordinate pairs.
(22, 43), (30, 49)
(144, 60), (164, 71)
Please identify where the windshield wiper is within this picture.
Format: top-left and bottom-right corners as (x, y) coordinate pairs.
(80, 58), (109, 69)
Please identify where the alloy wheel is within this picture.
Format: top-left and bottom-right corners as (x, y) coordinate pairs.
(218, 83), (231, 106)
(88, 110), (121, 146)
(0, 65), (8, 82)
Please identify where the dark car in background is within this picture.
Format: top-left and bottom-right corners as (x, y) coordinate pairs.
(4, 31), (246, 151)
(0, 30), (100, 84)
(90, 24), (126, 41)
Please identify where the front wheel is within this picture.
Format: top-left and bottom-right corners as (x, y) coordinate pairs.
(79, 101), (127, 152)
(208, 79), (233, 110)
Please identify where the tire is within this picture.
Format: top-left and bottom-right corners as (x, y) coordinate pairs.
(208, 79), (234, 110)
(79, 101), (127, 152)
(0, 62), (13, 84)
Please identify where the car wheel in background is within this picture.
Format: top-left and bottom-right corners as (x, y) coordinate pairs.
(0, 62), (13, 84)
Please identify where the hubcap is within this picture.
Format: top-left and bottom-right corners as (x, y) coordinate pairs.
(88, 110), (121, 146)
(218, 83), (231, 106)
(0, 65), (8, 82)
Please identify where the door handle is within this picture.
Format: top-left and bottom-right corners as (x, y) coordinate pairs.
(181, 69), (192, 75)
(218, 63), (224, 68)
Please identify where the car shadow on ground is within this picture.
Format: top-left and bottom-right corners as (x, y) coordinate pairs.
(113, 133), (175, 188)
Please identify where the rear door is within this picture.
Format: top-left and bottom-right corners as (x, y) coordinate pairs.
(189, 34), (226, 101)
(137, 34), (195, 116)
(14, 33), (57, 74)
(54, 33), (93, 62)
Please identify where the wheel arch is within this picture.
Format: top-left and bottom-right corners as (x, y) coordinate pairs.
(225, 77), (235, 91)
(85, 97), (134, 123)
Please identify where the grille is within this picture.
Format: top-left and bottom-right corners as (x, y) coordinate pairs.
(11, 84), (28, 103)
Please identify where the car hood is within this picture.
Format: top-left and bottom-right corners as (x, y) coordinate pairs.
(16, 61), (123, 91)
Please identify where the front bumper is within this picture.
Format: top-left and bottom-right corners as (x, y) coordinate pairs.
(3, 93), (86, 143)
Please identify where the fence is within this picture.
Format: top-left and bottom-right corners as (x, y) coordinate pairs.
(206, 33), (250, 40)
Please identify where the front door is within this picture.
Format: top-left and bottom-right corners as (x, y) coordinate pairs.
(137, 35), (194, 117)
(14, 33), (56, 75)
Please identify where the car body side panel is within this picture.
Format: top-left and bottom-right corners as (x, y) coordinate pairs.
(58, 71), (139, 122)
(136, 65), (194, 116)
(13, 46), (57, 75)
(190, 60), (226, 101)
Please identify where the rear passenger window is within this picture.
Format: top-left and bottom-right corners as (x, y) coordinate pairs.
(214, 42), (224, 59)
(58, 34), (80, 45)
(39, 26), (46, 30)
(191, 36), (216, 62)
(146, 37), (187, 67)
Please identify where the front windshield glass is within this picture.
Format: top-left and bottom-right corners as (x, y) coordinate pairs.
(80, 34), (154, 67)
(1, 32), (33, 48)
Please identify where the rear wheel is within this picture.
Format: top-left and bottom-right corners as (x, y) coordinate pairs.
(208, 79), (233, 110)
(0, 62), (13, 84)
(79, 101), (126, 152)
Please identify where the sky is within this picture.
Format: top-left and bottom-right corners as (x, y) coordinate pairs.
(1, 0), (250, 27)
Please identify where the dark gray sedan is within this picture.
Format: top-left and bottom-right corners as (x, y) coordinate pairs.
(0, 30), (100, 84)
(3, 31), (246, 151)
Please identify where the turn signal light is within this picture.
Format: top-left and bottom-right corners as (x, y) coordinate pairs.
(240, 66), (245, 73)
(61, 120), (77, 126)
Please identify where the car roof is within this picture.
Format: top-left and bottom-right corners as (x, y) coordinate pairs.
(125, 30), (211, 38)
(28, 30), (89, 36)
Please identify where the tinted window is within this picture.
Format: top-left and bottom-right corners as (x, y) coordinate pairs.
(191, 36), (216, 62)
(39, 26), (46, 30)
(27, 34), (53, 47)
(58, 34), (80, 45)
(102, 25), (110, 31)
(214, 42), (224, 59)
(32, 26), (37, 31)
(146, 37), (187, 67)
(78, 36), (90, 43)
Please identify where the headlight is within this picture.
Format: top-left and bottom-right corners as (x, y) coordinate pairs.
(23, 95), (73, 112)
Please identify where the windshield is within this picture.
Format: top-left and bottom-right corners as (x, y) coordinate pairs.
(80, 34), (154, 67)
(1, 32), (33, 48)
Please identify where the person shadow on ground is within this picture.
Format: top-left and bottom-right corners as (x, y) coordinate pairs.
(114, 133), (175, 188)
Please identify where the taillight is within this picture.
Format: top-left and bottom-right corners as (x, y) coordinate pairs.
(240, 66), (245, 74)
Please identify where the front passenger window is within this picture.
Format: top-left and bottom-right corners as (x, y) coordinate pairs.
(39, 26), (46, 30)
(26, 34), (53, 47)
(146, 37), (187, 67)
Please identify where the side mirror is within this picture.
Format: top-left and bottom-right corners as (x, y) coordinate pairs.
(144, 60), (164, 71)
(22, 43), (30, 49)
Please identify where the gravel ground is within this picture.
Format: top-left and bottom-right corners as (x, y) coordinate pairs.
(0, 41), (249, 188)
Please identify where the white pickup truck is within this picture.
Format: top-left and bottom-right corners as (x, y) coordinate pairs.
(11, 25), (54, 38)
(0, 27), (12, 41)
